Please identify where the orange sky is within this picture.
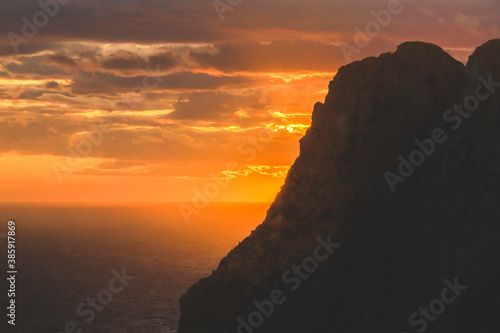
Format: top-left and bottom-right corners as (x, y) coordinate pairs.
(0, 0), (499, 202)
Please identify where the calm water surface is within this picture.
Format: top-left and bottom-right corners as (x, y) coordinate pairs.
(0, 203), (270, 333)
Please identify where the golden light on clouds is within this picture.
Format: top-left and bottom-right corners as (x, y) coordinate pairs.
(1, 0), (498, 202)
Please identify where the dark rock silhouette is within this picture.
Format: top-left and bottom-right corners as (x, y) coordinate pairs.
(178, 40), (500, 333)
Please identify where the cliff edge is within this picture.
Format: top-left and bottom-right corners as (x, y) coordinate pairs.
(178, 40), (500, 333)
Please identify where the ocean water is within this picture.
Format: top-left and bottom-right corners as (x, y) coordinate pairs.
(0, 203), (270, 333)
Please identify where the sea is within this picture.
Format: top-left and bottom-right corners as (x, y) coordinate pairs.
(0, 203), (270, 333)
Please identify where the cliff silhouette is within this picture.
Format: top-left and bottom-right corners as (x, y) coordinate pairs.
(178, 40), (500, 333)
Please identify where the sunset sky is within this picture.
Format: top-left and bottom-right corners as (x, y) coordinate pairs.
(1, 0), (499, 202)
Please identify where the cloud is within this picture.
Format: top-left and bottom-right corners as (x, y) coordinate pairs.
(0, 0), (496, 57)
(454, 12), (481, 34)
(46, 53), (78, 67)
(101, 50), (180, 71)
(191, 40), (346, 73)
(96, 160), (146, 170)
(66, 159), (150, 177)
(245, 165), (289, 178)
(0, 40), (59, 56)
(45, 81), (61, 89)
(1, 0), (500, 203)
(102, 55), (148, 70)
(17, 88), (45, 99)
(4, 55), (70, 76)
(69, 71), (271, 95)
(165, 90), (266, 120)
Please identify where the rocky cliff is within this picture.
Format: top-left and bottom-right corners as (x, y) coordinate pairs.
(178, 40), (500, 333)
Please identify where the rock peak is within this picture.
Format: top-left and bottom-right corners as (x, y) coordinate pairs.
(467, 39), (500, 72)
(395, 40), (446, 53)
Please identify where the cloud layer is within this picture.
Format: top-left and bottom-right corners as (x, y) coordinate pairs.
(1, 0), (499, 201)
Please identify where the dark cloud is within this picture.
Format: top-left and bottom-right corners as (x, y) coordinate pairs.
(0, 0), (496, 52)
(45, 81), (61, 89)
(17, 88), (45, 99)
(46, 53), (78, 67)
(69, 71), (271, 95)
(102, 51), (179, 71)
(148, 52), (180, 70)
(166, 90), (266, 120)
(0, 0), (221, 52)
(4, 55), (70, 76)
(102, 55), (148, 70)
(0, 40), (58, 56)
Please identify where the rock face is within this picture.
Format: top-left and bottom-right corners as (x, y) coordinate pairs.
(178, 40), (500, 333)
